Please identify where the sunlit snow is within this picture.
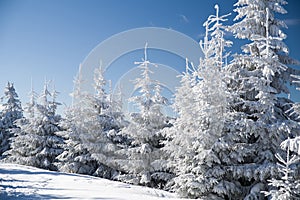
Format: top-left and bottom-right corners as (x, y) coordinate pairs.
(0, 163), (181, 200)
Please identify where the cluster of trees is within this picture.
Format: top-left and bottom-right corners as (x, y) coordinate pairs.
(1, 0), (300, 199)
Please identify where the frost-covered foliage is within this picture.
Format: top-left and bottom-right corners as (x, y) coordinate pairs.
(56, 108), (98, 175)
(0, 82), (23, 129)
(57, 68), (97, 177)
(57, 64), (127, 178)
(220, 0), (300, 199)
(230, 0), (298, 94)
(162, 60), (197, 191)
(79, 65), (126, 178)
(0, 82), (23, 157)
(263, 74), (300, 199)
(263, 137), (300, 199)
(1, 1), (300, 198)
(115, 44), (172, 188)
(56, 65), (99, 175)
(4, 82), (63, 171)
(163, 5), (234, 198)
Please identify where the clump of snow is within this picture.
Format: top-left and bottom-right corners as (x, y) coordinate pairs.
(0, 163), (181, 200)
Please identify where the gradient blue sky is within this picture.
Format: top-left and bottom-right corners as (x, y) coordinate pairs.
(0, 0), (300, 113)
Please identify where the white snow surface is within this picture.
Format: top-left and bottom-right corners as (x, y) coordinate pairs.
(0, 163), (181, 200)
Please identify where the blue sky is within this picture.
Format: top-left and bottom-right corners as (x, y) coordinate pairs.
(0, 0), (300, 113)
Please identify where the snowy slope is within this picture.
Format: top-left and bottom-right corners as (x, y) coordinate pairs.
(0, 163), (181, 200)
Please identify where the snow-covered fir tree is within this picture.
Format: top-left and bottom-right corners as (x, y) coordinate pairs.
(0, 82), (23, 157)
(214, 0), (300, 198)
(163, 5), (233, 198)
(162, 59), (197, 188)
(115, 43), (172, 187)
(263, 74), (300, 199)
(56, 107), (98, 175)
(57, 64), (127, 178)
(109, 85), (128, 132)
(79, 65), (126, 178)
(56, 64), (98, 175)
(4, 82), (64, 171)
(263, 137), (300, 199)
(26, 82), (37, 119)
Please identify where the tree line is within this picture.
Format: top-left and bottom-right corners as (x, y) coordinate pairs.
(1, 1), (300, 199)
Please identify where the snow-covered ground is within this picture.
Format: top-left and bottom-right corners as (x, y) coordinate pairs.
(0, 163), (181, 200)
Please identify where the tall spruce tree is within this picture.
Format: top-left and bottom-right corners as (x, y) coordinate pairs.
(216, 0), (300, 198)
(79, 65), (124, 178)
(115, 44), (171, 187)
(163, 5), (233, 198)
(56, 64), (98, 175)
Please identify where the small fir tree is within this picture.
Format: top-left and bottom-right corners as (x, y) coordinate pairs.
(263, 137), (300, 199)
(0, 82), (23, 157)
